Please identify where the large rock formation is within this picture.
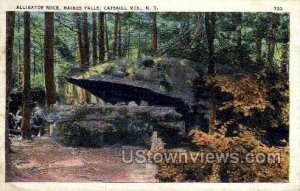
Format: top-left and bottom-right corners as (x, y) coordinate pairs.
(55, 57), (203, 147)
(65, 57), (200, 113)
(50, 104), (185, 148)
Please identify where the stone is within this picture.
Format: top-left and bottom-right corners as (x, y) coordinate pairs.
(115, 102), (126, 106)
(51, 105), (184, 148)
(113, 70), (125, 77)
(128, 101), (138, 107)
(140, 100), (149, 106)
(66, 57), (200, 111)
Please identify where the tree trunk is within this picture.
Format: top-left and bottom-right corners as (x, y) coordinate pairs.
(205, 12), (216, 74)
(21, 12), (32, 140)
(113, 14), (119, 58)
(92, 13), (98, 64)
(205, 13), (217, 136)
(127, 29), (131, 58)
(255, 38), (262, 64)
(77, 13), (90, 103)
(118, 15), (122, 57)
(235, 13), (242, 66)
(74, 13), (84, 66)
(268, 13), (280, 66)
(138, 17), (141, 59)
(81, 88), (90, 104)
(44, 12), (58, 107)
(150, 13), (158, 55)
(105, 15), (110, 60)
(82, 12), (89, 67)
(6, 11), (15, 181)
(17, 14), (22, 88)
(98, 12), (105, 63)
(72, 84), (78, 104)
(6, 11), (15, 95)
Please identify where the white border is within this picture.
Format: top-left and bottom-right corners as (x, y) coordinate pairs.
(0, 0), (299, 190)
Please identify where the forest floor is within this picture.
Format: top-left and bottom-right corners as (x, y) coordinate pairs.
(7, 136), (158, 182)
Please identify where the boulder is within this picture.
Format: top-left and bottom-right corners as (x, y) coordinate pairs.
(51, 105), (185, 148)
(65, 57), (199, 110)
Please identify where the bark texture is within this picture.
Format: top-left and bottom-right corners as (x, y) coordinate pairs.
(74, 13), (84, 66)
(92, 13), (98, 64)
(82, 12), (89, 67)
(5, 11), (15, 181)
(98, 12), (105, 62)
(205, 13), (217, 135)
(150, 13), (158, 55)
(205, 12), (216, 74)
(21, 12), (32, 140)
(44, 12), (58, 107)
(113, 14), (119, 58)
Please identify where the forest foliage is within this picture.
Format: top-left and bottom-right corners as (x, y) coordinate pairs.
(10, 12), (289, 91)
(6, 11), (290, 182)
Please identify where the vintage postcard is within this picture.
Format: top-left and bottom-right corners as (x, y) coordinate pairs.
(0, 0), (299, 190)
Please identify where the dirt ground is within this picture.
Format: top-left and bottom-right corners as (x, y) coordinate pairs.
(7, 136), (158, 182)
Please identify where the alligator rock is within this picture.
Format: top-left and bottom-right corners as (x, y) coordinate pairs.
(65, 57), (200, 114)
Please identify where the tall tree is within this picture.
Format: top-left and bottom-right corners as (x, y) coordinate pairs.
(150, 13), (158, 55)
(21, 12), (32, 140)
(205, 12), (216, 74)
(17, 14), (23, 87)
(74, 13), (84, 66)
(92, 13), (98, 64)
(5, 11), (15, 180)
(74, 13), (90, 103)
(268, 13), (280, 66)
(205, 13), (223, 182)
(118, 15), (122, 57)
(82, 12), (89, 67)
(98, 12), (105, 62)
(6, 12), (15, 95)
(137, 16), (142, 59)
(105, 15), (110, 60)
(205, 12), (217, 140)
(44, 12), (58, 107)
(82, 13), (90, 103)
(113, 14), (119, 58)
